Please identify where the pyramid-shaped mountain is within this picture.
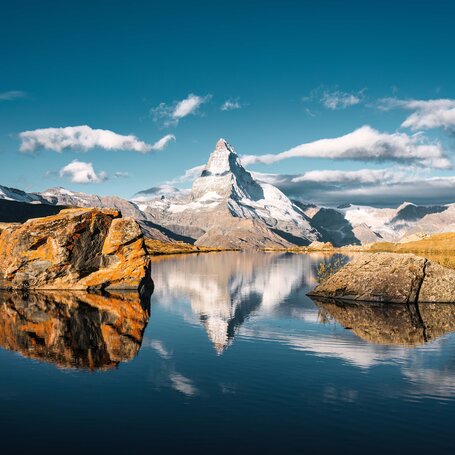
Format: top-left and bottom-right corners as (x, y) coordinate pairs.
(141, 139), (320, 248)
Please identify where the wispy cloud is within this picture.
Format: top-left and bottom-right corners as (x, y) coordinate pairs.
(0, 90), (26, 101)
(220, 98), (241, 111)
(150, 133), (175, 151)
(377, 97), (455, 132)
(303, 87), (365, 110)
(320, 89), (363, 110)
(114, 171), (129, 178)
(19, 125), (173, 153)
(253, 167), (406, 190)
(241, 126), (451, 169)
(59, 160), (108, 184)
(151, 93), (211, 127)
(254, 168), (455, 206)
(166, 164), (205, 185)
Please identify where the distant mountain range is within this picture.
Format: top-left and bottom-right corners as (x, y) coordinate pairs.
(2, 138), (455, 248)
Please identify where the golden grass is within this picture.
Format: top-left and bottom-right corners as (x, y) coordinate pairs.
(265, 232), (455, 270)
(366, 233), (455, 269)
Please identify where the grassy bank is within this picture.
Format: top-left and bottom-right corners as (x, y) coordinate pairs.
(266, 233), (455, 269)
(364, 233), (455, 269)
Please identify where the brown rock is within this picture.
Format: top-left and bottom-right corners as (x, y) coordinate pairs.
(0, 290), (150, 370)
(0, 208), (152, 292)
(309, 253), (455, 303)
(418, 261), (455, 303)
(313, 298), (455, 345)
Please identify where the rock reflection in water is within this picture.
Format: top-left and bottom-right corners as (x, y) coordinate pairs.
(0, 291), (150, 370)
(151, 251), (328, 353)
(312, 298), (455, 345)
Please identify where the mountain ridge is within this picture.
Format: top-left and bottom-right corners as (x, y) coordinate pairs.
(2, 139), (455, 248)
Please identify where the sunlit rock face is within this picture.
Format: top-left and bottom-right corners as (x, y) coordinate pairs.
(0, 291), (150, 370)
(142, 140), (319, 248)
(309, 253), (455, 303)
(0, 208), (152, 292)
(313, 298), (455, 345)
(151, 251), (325, 353)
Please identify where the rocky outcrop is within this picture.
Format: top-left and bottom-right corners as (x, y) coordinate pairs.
(309, 253), (455, 303)
(313, 298), (455, 345)
(0, 290), (150, 370)
(0, 208), (152, 292)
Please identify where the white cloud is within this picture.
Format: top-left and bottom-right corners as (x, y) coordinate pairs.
(320, 89), (362, 110)
(241, 126), (451, 169)
(19, 125), (173, 154)
(303, 87), (364, 110)
(20, 125), (152, 153)
(150, 134), (175, 151)
(253, 168), (455, 206)
(220, 99), (241, 111)
(290, 168), (406, 184)
(173, 94), (207, 118)
(114, 171), (129, 178)
(377, 97), (455, 131)
(59, 160), (107, 184)
(252, 167), (407, 196)
(0, 90), (26, 101)
(166, 164), (205, 185)
(151, 93), (211, 127)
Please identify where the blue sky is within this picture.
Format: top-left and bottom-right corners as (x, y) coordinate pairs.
(1, 0), (455, 206)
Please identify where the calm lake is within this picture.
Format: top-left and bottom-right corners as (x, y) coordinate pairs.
(1, 252), (455, 454)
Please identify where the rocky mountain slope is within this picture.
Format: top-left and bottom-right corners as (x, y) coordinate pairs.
(301, 202), (455, 245)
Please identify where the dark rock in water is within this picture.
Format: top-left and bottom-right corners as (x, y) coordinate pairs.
(0, 290), (151, 370)
(0, 208), (152, 292)
(308, 253), (455, 303)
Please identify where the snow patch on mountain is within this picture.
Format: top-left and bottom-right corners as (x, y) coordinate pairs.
(0, 185), (45, 204)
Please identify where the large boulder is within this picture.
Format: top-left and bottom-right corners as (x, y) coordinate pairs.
(0, 208), (152, 292)
(309, 253), (455, 303)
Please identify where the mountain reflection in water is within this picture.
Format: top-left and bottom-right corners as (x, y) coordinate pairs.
(0, 291), (150, 370)
(151, 251), (333, 353)
(151, 252), (455, 352)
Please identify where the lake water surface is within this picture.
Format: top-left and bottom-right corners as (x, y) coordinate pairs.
(1, 252), (455, 454)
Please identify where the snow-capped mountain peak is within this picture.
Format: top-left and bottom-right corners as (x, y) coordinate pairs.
(0, 185), (45, 204)
(138, 139), (320, 247)
(204, 138), (238, 175)
(191, 139), (263, 202)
